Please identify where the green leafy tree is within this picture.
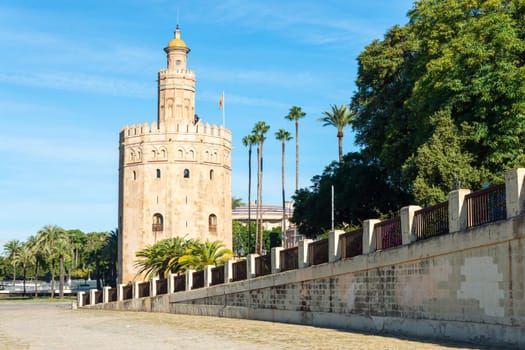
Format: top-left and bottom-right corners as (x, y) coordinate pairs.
(318, 104), (356, 163)
(403, 110), (486, 206)
(275, 128), (292, 246)
(252, 121), (270, 254)
(100, 229), (118, 287)
(292, 153), (409, 238)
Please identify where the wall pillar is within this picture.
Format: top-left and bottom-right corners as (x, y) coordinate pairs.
(448, 189), (471, 233)
(247, 254), (258, 278)
(77, 291), (85, 307)
(89, 289), (97, 306)
(117, 283), (125, 301)
(185, 270), (194, 290)
(167, 273), (175, 294)
(271, 247), (283, 274)
(204, 265), (213, 287)
(329, 230), (345, 263)
(224, 260), (233, 283)
(505, 168), (525, 218)
(150, 277), (158, 297)
(133, 281), (140, 299)
(362, 219), (381, 254)
(298, 239), (312, 269)
(401, 205), (422, 245)
(102, 286), (111, 303)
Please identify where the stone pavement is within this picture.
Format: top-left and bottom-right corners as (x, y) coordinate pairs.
(0, 302), (505, 349)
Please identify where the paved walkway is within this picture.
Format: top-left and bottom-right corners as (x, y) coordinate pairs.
(0, 302), (503, 349)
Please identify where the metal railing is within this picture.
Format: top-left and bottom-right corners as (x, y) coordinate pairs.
(466, 183), (506, 228)
(138, 281), (150, 298)
(211, 266), (224, 286)
(122, 284), (132, 300)
(413, 201), (449, 240)
(174, 275), (186, 292)
(280, 246), (298, 272)
(82, 292), (90, 306)
(339, 228), (363, 259)
(94, 290), (103, 304)
(152, 223), (163, 232)
(255, 254), (271, 277)
(232, 260), (247, 282)
(374, 217), (402, 250)
(108, 287), (117, 302)
(192, 270), (205, 289)
(156, 278), (167, 295)
(308, 238), (328, 266)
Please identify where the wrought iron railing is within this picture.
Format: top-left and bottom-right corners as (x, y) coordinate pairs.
(138, 281), (150, 298)
(108, 287), (117, 302)
(156, 278), (167, 295)
(280, 246), (298, 272)
(374, 217), (402, 250)
(413, 201), (449, 240)
(465, 183), (506, 228)
(82, 292), (90, 306)
(122, 284), (133, 300)
(211, 266), (224, 286)
(174, 274), (186, 292)
(232, 260), (247, 281)
(339, 228), (363, 259)
(255, 254), (271, 277)
(152, 223), (163, 232)
(192, 270), (205, 289)
(308, 238), (328, 265)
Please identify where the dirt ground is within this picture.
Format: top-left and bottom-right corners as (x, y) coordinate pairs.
(0, 301), (505, 350)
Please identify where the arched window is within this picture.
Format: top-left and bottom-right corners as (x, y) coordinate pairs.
(152, 213), (163, 232)
(209, 169), (214, 180)
(184, 169), (190, 178)
(156, 169), (161, 178)
(208, 214), (217, 234)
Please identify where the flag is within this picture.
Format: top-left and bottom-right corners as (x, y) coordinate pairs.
(219, 92), (224, 109)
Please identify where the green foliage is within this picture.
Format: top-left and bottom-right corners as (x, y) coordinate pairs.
(178, 239), (233, 271)
(318, 104), (356, 162)
(134, 237), (190, 280)
(292, 153), (410, 238)
(403, 110), (487, 206)
(231, 197), (244, 209)
(352, 0), (525, 195)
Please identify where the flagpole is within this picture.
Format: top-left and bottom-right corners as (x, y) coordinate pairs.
(222, 91), (226, 127)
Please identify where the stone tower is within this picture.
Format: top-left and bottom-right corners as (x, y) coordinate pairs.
(118, 26), (232, 283)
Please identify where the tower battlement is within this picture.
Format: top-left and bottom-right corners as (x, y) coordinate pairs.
(120, 120), (232, 141)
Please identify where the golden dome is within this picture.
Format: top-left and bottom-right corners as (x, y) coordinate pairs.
(168, 25), (187, 48)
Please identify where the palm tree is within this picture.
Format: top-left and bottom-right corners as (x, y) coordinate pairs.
(284, 106), (306, 195)
(3, 239), (21, 286)
(14, 242), (34, 296)
(252, 121), (270, 254)
(35, 224), (70, 298)
(134, 237), (190, 279)
(242, 134), (258, 254)
(178, 240), (233, 271)
(26, 235), (45, 297)
(275, 128), (292, 247)
(318, 104), (356, 163)
(101, 229), (118, 287)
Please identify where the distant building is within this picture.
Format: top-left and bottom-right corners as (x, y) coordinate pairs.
(232, 202), (302, 248)
(118, 26), (232, 283)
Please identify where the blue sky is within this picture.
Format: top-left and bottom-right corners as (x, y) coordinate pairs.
(0, 0), (414, 244)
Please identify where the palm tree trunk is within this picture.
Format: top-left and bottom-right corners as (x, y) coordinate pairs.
(255, 146), (260, 253)
(50, 259), (56, 298)
(247, 145), (252, 254)
(258, 139), (265, 254)
(22, 265), (27, 297)
(59, 255), (65, 299)
(338, 130), (344, 163)
(294, 120), (299, 245)
(281, 140), (286, 248)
